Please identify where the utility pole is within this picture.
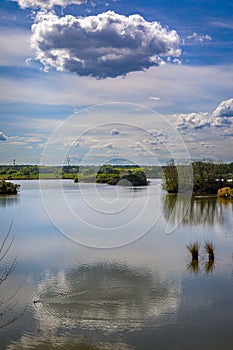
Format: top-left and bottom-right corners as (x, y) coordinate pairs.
(67, 157), (70, 166)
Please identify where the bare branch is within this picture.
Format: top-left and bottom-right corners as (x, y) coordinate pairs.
(0, 257), (17, 284)
(0, 220), (24, 329)
(0, 219), (14, 262)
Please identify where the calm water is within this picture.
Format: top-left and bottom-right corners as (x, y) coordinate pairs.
(0, 180), (233, 349)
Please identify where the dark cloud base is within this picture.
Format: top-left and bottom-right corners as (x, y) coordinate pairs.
(31, 11), (181, 79)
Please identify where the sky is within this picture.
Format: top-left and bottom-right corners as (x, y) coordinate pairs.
(0, 0), (233, 165)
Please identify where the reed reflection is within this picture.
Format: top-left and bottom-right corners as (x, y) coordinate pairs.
(187, 259), (200, 275)
(204, 259), (215, 274)
(33, 262), (180, 334)
(163, 194), (222, 226)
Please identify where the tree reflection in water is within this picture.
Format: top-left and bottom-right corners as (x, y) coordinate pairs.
(217, 197), (233, 209)
(0, 194), (19, 208)
(163, 194), (223, 226)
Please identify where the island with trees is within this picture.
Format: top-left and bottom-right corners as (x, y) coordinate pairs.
(75, 164), (149, 186)
(0, 180), (20, 195)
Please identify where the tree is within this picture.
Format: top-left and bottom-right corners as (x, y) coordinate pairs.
(162, 159), (179, 193)
(121, 169), (148, 186)
(163, 159), (231, 194)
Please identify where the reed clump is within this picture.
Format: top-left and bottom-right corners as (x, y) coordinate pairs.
(186, 241), (200, 260)
(204, 240), (215, 261)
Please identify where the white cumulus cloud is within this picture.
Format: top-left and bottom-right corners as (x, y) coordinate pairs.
(13, 0), (86, 9)
(212, 98), (233, 118)
(211, 116), (232, 128)
(175, 98), (233, 133)
(0, 131), (8, 141)
(31, 11), (181, 78)
(175, 112), (211, 130)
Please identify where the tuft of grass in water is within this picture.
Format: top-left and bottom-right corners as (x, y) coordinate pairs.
(186, 241), (200, 260)
(204, 240), (215, 260)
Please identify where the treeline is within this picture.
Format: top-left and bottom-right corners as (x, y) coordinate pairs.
(1, 161), (232, 194)
(0, 165), (79, 179)
(0, 164), (162, 180)
(163, 159), (233, 194)
(0, 164), (149, 187)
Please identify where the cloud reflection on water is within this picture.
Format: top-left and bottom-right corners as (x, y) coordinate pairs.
(8, 335), (134, 350)
(32, 262), (180, 334)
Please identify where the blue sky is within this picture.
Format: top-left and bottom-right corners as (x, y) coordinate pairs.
(0, 0), (233, 165)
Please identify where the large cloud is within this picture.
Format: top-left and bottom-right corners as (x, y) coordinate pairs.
(31, 11), (181, 78)
(212, 98), (233, 118)
(0, 131), (8, 141)
(14, 0), (86, 9)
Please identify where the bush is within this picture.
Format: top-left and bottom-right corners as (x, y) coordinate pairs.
(217, 187), (232, 198)
(0, 180), (20, 195)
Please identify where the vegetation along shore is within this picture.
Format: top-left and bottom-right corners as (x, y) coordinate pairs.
(0, 159), (233, 195)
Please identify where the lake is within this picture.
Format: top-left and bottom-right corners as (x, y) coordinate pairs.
(1, 179), (233, 349)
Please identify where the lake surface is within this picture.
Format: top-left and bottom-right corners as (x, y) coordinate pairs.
(0, 179), (233, 349)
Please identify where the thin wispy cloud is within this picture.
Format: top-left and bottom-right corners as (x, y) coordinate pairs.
(0, 29), (32, 67)
(211, 19), (233, 30)
(150, 96), (160, 101)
